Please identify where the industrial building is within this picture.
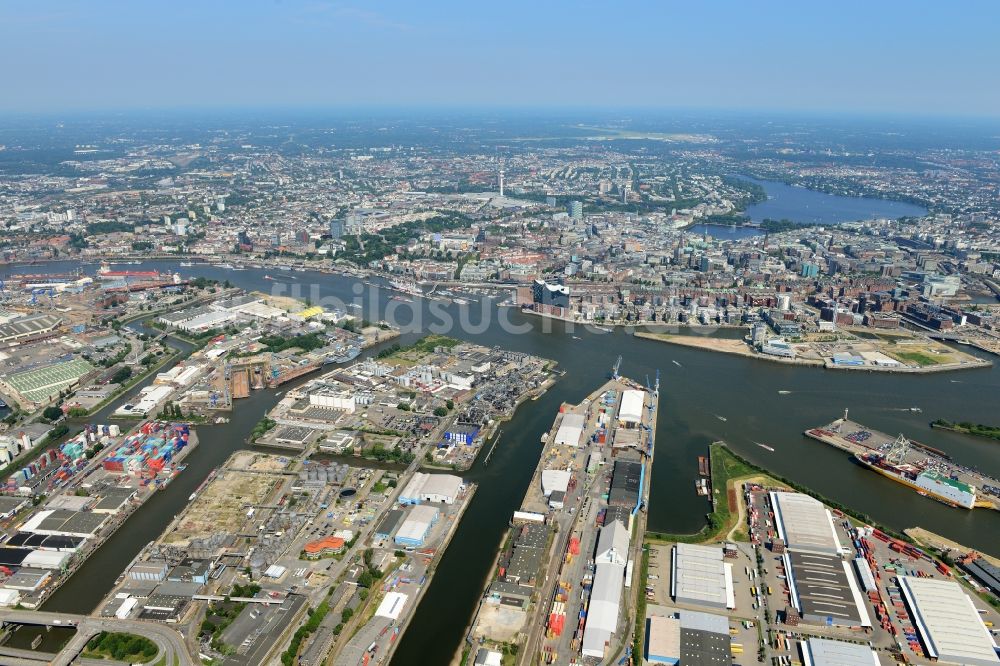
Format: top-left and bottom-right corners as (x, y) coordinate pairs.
(394, 504), (439, 548)
(398, 472), (463, 505)
(617, 389), (645, 427)
(645, 611), (732, 666)
(769, 491), (842, 555)
(582, 518), (631, 659)
(644, 615), (680, 664)
(783, 551), (870, 628)
(540, 469), (572, 511)
(1, 357), (93, 407)
(670, 543), (735, 610)
(608, 456), (643, 510)
(799, 638), (879, 666)
(898, 576), (1000, 666)
(553, 413), (585, 446)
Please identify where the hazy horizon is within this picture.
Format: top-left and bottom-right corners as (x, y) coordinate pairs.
(3, 0), (1000, 117)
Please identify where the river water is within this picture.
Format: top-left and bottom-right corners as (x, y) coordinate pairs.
(5, 259), (997, 664)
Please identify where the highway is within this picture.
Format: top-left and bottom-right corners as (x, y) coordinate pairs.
(0, 609), (193, 666)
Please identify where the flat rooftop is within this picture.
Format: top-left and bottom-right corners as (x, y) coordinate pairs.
(770, 491), (841, 555)
(899, 576), (1000, 666)
(785, 552), (869, 627)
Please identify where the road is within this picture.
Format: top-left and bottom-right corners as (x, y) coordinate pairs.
(0, 609), (193, 666)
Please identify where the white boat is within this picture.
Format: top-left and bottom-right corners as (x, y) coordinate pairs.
(715, 415), (727, 422)
(572, 336), (581, 340)
(179, 261), (194, 267)
(347, 303), (362, 309)
(672, 360), (682, 367)
(755, 442), (775, 452)
(594, 326), (612, 333)
(188, 493), (197, 501)
(777, 390), (791, 395)
(452, 298), (470, 306)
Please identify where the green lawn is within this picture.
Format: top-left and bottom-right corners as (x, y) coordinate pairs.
(894, 351), (943, 366)
(647, 442), (762, 544)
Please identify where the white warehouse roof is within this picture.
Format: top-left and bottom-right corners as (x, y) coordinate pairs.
(375, 591), (408, 620)
(554, 413), (585, 446)
(898, 576), (1000, 666)
(582, 561), (625, 658)
(541, 469), (572, 497)
(618, 390), (645, 424)
(670, 543), (734, 609)
(800, 638), (879, 666)
(769, 491), (842, 555)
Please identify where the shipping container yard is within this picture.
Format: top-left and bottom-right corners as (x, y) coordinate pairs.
(0, 421), (198, 608)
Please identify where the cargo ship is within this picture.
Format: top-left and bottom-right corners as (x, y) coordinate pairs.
(853, 452), (976, 509)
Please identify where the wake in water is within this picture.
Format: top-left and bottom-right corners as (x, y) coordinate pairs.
(672, 360), (683, 367)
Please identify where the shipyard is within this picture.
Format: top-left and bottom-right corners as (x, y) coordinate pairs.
(467, 363), (659, 666)
(805, 412), (1000, 511)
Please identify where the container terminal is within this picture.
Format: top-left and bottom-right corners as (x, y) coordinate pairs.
(467, 368), (659, 666)
(0, 421), (198, 609)
(805, 410), (1000, 511)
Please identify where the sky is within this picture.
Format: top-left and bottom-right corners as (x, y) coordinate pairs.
(2, 0), (999, 117)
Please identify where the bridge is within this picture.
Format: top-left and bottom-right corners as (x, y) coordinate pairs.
(0, 610), (192, 666)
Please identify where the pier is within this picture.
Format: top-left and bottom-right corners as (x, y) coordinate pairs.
(805, 411), (1000, 510)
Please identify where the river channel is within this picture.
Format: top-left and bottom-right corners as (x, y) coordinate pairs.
(3, 259), (997, 665)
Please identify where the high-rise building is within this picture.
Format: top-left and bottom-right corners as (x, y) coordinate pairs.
(546, 196), (557, 207)
(532, 279), (570, 309)
(498, 169), (505, 197)
(568, 201), (583, 220)
(329, 218), (344, 239)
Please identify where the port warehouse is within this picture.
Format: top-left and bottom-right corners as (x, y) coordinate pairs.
(0, 422), (190, 606)
(767, 491), (872, 627)
(670, 543), (735, 610)
(398, 472), (463, 505)
(898, 576), (1000, 666)
(799, 637), (880, 666)
(0, 357), (94, 407)
(769, 491), (842, 556)
(644, 610), (734, 665)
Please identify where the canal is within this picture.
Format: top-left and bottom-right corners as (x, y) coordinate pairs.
(6, 260), (998, 665)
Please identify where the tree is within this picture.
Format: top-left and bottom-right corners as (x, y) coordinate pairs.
(433, 406), (448, 417)
(43, 405), (63, 421)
